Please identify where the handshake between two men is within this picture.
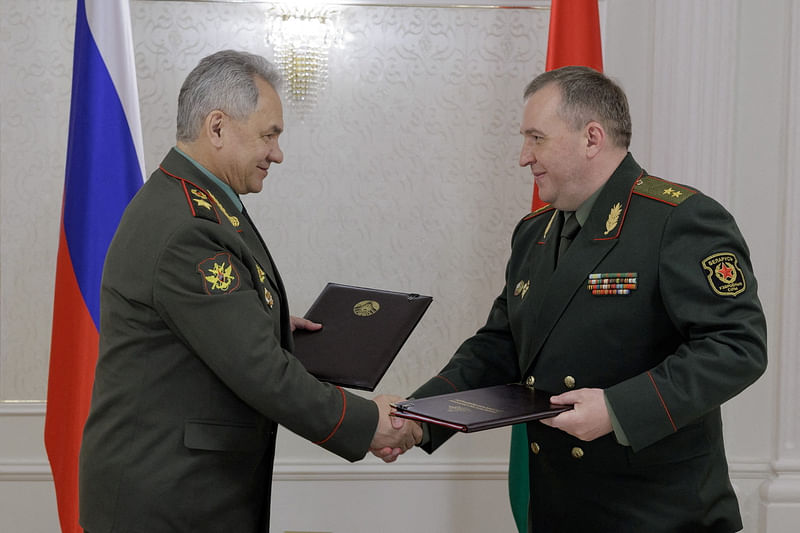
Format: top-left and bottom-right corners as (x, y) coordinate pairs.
(290, 315), (423, 463)
(369, 395), (423, 463)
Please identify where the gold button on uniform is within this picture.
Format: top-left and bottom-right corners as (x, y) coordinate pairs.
(525, 376), (535, 387)
(564, 375), (576, 389)
(571, 447), (584, 459)
(530, 442), (540, 454)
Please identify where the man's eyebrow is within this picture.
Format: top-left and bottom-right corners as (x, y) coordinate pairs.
(521, 127), (544, 135)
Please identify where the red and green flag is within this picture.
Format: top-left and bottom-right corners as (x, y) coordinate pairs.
(510, 1), (603, 530)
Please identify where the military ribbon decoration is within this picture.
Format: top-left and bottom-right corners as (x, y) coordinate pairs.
(512, 1), (604, 531)
(44, 1), (144, 532)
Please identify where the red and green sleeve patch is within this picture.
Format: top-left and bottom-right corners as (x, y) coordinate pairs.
(701, 252), (746, 297)
(197, 252), (240, 295)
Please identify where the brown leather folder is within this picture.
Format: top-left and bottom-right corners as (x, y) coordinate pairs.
(292, 283), (432, 391)
(391, 384), (572, 432)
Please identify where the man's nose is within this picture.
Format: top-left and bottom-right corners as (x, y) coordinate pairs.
(270, 144), (284, 164)
(519, 142), (535, 167)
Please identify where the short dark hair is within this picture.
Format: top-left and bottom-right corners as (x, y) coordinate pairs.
(176, 50), (282, 142)
(523, 66), (632, 149)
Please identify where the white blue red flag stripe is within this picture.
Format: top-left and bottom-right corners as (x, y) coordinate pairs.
(45, 0), (143, 531)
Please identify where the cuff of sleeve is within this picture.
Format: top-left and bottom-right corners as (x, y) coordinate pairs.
(604, 392), (631, 446)
(316, 389), (378, 462)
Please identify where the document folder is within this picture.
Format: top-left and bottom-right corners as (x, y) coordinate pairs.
(391, 383), (572, 432)
(292, 283), (432, 391)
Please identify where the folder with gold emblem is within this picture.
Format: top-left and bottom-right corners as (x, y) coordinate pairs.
(391, 384), (572, 432)
(292, 283), (432, 391)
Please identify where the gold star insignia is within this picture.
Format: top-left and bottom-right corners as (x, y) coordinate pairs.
(663, 187), (675, 196)
(193, 198), (212, 210)
(672, 191), (682, 198)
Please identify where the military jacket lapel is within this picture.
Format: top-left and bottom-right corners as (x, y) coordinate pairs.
(235, 208), (293, 347)
(524, 209), (560, 310)
(235, 207), (281, 290)
(520, 155), (645, 375)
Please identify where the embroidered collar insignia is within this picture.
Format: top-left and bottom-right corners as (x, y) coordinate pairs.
(604, 202), (622, 235)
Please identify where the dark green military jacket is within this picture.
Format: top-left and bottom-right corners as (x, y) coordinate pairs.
(413, 154), (767, 532)
(79, 149), (378, 533)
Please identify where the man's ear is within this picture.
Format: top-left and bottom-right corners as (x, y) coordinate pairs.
(205, 110), (225, 148)
(585, 121), (605, 158)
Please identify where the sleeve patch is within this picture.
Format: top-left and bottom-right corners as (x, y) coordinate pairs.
(701, 252), (746, 297)
(197, 252), (240, 295)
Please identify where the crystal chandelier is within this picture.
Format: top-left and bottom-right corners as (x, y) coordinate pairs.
(265, 2), (342, 116)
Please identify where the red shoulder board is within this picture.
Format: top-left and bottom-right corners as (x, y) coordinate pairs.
(159, 165), (221, 223)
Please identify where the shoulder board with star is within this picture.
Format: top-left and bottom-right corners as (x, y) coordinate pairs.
(633, 175), (697, 206)
(159, 165), (221, 224)
(179, 180), (221, 223)
(522, 202), (555, 221)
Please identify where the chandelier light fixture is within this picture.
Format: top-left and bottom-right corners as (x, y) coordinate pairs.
(265, 1), (343, 115)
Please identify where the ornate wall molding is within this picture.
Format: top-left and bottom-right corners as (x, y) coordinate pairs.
(648, 0), (738, 206)
(0, 0), (549, 402)
(759, 1), (800, 528)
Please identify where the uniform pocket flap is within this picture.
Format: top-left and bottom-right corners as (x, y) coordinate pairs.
(184, 419), (261, 452)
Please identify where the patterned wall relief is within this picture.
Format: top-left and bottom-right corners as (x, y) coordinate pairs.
(0, 0), (547, 400)
(1, 0), (77, 401)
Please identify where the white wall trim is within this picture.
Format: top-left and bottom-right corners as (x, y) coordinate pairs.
(0, 455), (773, 483)
(649, 0), (738, 206)
(273, 460), (509, 481)
(757, 1), (800, 529)
(0, 402), (46, 416)
(773, 0), (800, 465)
(0, 460), (52, 482)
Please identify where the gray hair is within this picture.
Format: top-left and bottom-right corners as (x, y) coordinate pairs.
(523, 66), (632, 149)
(176, 50), (283, 142)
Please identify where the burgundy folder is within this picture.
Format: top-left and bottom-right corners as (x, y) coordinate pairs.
(392, 384), (572, 432)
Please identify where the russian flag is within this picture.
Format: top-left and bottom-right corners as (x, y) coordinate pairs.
(44, 0), (144, 531)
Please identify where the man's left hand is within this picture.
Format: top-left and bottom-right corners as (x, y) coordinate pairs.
(290, 315), (322, 332)
(539, 388), (612, 441)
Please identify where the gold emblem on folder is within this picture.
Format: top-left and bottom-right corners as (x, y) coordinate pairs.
(353, 300), (380, 317)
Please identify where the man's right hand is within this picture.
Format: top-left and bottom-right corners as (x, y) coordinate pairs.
(369, 395), (422, 463)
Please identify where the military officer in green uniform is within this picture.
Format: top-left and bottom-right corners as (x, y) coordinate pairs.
(378, 67), (767, 532)
(78, 50), (421, 533)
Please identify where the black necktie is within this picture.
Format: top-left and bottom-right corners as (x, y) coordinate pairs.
(558, 211), (581, 262)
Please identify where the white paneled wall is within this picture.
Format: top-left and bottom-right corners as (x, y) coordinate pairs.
(1, 1), (798, 532)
